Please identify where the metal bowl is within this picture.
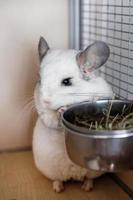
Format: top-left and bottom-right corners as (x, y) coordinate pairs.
(62, 100), (133, 172)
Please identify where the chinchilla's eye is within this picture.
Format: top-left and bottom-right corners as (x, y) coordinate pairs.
(61, 77), (72, 86)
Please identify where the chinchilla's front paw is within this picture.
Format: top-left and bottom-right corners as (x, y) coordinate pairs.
(57, 106), (67, 128)
(40, 110), (61, 129)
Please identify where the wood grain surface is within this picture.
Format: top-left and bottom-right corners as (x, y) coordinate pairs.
(0, 151), (131, 200)
(117, 171), (133, 191)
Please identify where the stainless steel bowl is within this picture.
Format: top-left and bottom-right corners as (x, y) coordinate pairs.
(62, 100), (133, 172)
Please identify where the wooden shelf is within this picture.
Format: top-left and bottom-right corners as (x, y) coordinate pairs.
(0, 151), (131, 200)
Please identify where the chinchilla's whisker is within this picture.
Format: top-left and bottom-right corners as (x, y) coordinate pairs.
(19, 96), (36, 115)
(58, 92), (111, 97)
(14, 98), (36, 125)
(24, 100), (35, 110)
(21, 96), (34, 108)
(68, 94), (107, 97)
(24, 98), (34, 107)
(16, 94), (34, 103)
(59, 92), (108, 95)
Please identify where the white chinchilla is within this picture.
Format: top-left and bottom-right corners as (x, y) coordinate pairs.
(33, 37), (113, 192)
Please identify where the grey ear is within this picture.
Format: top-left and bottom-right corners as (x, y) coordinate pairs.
(38, 36), (49, 62)
(76, 41), (110, 73)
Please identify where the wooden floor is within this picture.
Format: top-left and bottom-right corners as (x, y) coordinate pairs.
(0, 151), (131, 200)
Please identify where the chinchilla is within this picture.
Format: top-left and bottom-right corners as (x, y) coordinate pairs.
(33, 37), (113, 192)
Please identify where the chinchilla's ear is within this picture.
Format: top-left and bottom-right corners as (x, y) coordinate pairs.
(38, 36), (49, 62)
(76, 41), (110, 74)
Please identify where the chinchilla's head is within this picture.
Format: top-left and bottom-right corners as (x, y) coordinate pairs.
(35, 37), (113, 112)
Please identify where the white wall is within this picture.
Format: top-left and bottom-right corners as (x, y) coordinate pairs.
(0, 0), (68, 151)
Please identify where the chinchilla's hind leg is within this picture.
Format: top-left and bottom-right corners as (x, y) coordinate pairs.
(81, 178), (93, 192)
(53, 180), (64, 193)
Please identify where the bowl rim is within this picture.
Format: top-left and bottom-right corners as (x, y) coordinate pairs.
(62, 99), (133, 139)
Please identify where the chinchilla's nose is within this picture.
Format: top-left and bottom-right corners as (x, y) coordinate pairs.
(43, 99), (51, 105)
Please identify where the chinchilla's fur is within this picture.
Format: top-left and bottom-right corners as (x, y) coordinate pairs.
(33, 37), (113, 192)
